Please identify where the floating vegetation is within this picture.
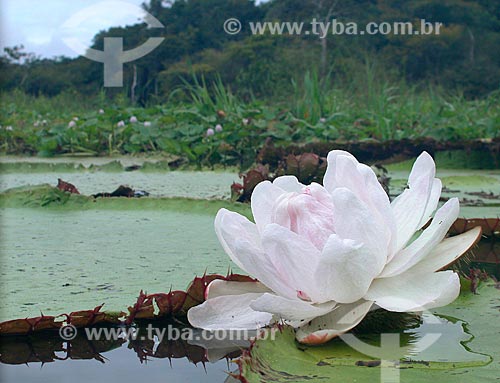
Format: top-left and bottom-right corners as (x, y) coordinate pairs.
(237, 283), (499, 382)
(0, 273), (254, 336)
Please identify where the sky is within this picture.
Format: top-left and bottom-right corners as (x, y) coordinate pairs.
(0, 0), (157, 58)
(1, 0), (268, 59)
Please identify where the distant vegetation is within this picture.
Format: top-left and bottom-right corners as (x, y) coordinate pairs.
(1, 75), (498, 165)
(1, 0), (499, 163)
(1, 0), (499, 102)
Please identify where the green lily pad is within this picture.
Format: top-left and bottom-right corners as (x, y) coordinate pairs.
(0, 170), (241, 199)
(0, 192), (253, 321)
(239, 282), (500, 382)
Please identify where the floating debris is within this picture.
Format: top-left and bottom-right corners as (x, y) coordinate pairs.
(57, 178), (80, 194)
(92, 185), (150, 199)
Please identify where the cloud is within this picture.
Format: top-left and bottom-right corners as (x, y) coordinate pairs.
(0, 0), (146, 58)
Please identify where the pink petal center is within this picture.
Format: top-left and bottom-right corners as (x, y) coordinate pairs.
(272, 185), (335, 250)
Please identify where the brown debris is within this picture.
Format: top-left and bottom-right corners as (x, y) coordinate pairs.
(57, 178), (80, 194)
(126, 273), (256, 324)
(468, 268), (490, 294)
(256, 137), (500, 169)
(450, 218), (500, 238)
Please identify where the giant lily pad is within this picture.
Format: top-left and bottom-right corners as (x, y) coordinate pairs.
(0, 191), (252, 321)
(0, 170), (240, 199)
(238, 282), (500, 382)
(0, 273), (254, 335)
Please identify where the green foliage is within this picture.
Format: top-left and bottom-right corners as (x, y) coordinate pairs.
(1, 0), (500, 102)
(1, 77), (499, 166)
(175, 75), (240, 114)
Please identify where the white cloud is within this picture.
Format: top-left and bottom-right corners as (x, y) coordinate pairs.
(0, 0), (146, 58)
(1, 0), (270, 58)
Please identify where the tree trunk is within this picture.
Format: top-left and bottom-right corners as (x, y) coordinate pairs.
(131, 65), (138, 104)
(467, 28), (475, 65)
(321, 37), (327, 79)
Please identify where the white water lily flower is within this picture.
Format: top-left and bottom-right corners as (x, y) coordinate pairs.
(188, 151), (481, 344)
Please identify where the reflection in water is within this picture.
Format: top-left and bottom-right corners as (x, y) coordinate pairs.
(0, 327), (246, 365)
(404, 314), (491, 364)
(1, 312), (490, 383)
(341, 313), (490, 366)
(0, 334), (125, 365)
(0, 325), (244, 383)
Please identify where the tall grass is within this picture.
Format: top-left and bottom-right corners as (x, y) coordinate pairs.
(289, 62), (500, 140)
(0, 89), (105, 117)
(1, 71), (498, 159)
(172, 74), (241, 114)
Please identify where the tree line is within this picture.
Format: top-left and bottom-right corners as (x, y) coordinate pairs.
(1, 0), (499, 103)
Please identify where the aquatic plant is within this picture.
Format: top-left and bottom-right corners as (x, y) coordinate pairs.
(0, 83), (498, 162)
(188, 151), (482, 344)
(0, 273), (254, 336)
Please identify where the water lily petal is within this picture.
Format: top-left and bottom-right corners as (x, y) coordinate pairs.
(251, 181), (286, 232)
(250, 293), (336, 322)
(323, 150), (353, 191)
(316, 234), (379, 303)
(408, 151), (436, 185)
(261, 223), (327, 302)
(215, 209), (296, 298)
(420, 178), (442, 228)
(365, 270), (460, 312)
(381, 198), (460, 278)
(408, 227), (482, 274)
(330, 187), (388, 272)
(295, 300), (373, 345)
(325, 152), (390, 215)
(251, 176), (306, 233)
(307, 182), (335, 206)
(206, 280), (272, 300)
(188, 293), (273, 330)
(391, 152), (438, 253)
(271, 186), (335, 250)
(273, 175), (304, 193)
(324, 151), (394, 254)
